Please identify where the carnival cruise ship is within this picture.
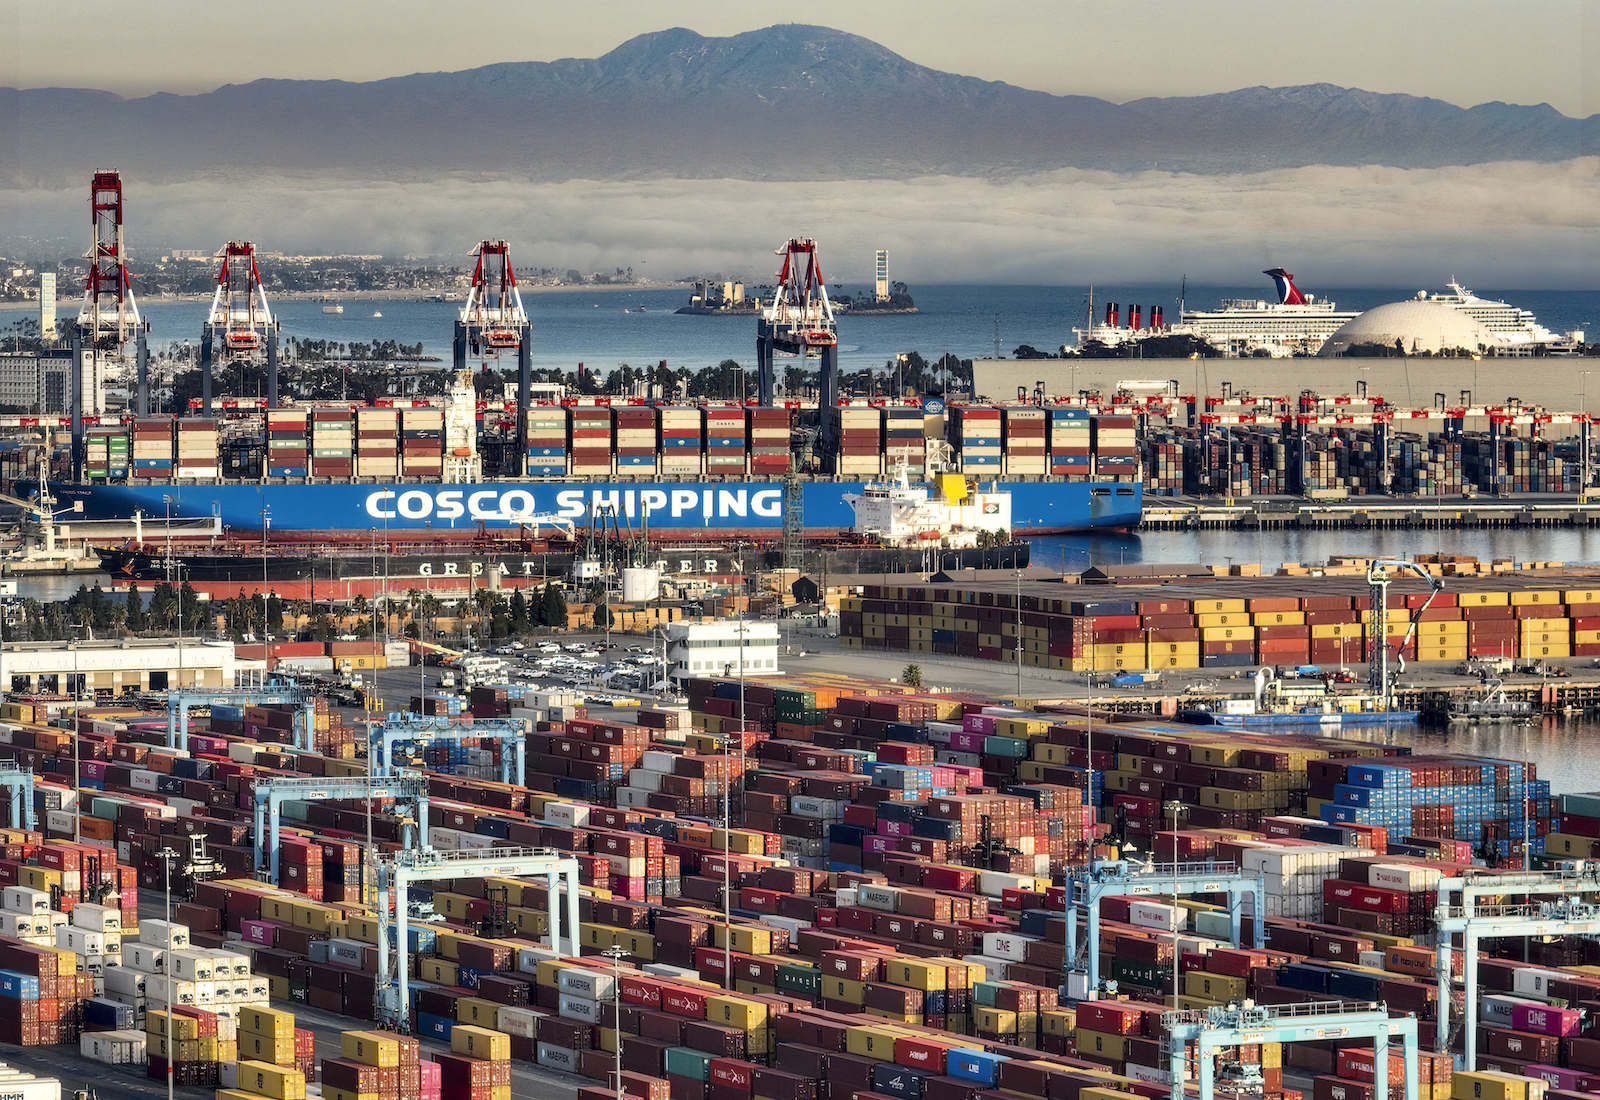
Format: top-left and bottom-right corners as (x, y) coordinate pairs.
(1070, 271), (1357, 358)
(1178, 270), (1358, 357)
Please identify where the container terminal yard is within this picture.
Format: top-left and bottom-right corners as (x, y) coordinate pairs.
(0, 554), (1596, 1100)
(1, 175), (1600, 1100)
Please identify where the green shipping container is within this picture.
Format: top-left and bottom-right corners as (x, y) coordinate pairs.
(663, 1047), (711, 1081)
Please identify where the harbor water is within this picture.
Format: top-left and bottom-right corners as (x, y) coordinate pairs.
(3, 283), (1595, 372)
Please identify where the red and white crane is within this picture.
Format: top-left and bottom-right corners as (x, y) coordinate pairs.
(453, 240), (534, 473)
(199, 240), (281, 413)
(756, 237), (839, 412)
(72, 170), (150, 420)
(457, 241), (528, 360)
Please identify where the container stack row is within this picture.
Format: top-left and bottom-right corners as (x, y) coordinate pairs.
(401, 407), (444, 479)
(354, 407), (400, 479)
(0, 666), (1592, 1096)
(843, 573), (1600, 670)
(832, 406), (883, 477)
(265, 409), (309, 477)
(705, 407), (747, 477)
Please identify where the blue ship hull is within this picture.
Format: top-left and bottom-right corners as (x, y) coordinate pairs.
(48, 479), (1142, 535)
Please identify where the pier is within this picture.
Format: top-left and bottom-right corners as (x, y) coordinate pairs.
(1140, 497), (1600, 531)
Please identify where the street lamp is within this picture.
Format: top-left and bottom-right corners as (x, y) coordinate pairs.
(601, 944), (627, 1098)
(157, 845), (180, 1100)
(69, 620), (87, 843)
(1163, 800), (1186, 1007)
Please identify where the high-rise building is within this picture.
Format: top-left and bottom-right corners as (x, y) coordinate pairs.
(874, 250), (890, 302)
(39, 273), (55, 340)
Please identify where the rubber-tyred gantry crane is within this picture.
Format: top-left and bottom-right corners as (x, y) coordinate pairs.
(68, 170), (150, 473)
(453, 241), (531, 471)
(757, 237), (838, 426)
(200, 241), (281, 413)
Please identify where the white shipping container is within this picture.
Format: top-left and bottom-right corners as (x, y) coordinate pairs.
(1128, 900), (1187, 932)
(788, 796), (842, 820)
(81, 1029), (145, 1064)
(854, 885), (900, 912)
(1367, 862), (1442, 893)
(978, 870), (1041, 897)
(56, 927), (119, 955)
(0, 1071), (62, 1099)
(129, 770), (160, 793)
(558, 968), (615, 1001)
(70, 903), (121, 933)
(139, 920), (188, 950)
(614, 788), (652, 809)
(104, 966), (145, 998)
(495, 1005), (540, 1039)
(125, 943), (165, 973)
(1513, 967), (1569, 998)
(542, 801), (590, 827)
(1479, 994), (1519, 1024)
(640, 751), (679, 774)
(980, 931), (1031, 962)
(537, 1042), (579, 1072)
(2, 886), (48, 915)
(0, 914), (40, 939)
(625, 769), (663, 792)
(169, 949), (214, 981)
(557, 992), (603, 1023)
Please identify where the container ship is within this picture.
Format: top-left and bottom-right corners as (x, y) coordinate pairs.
(31, 375), (1134, 587)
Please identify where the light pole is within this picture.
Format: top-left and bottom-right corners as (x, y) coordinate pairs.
(71, 624), (84, 842)
(260, 506), (271, 641)
(157, 845), (179, 1100)
(174, 562), (187, 690)
(1164, 800), (1184, 1006)
(720, 660), (733, 991)
(1014, 567), (1023, 694)
(602, 944), (627, 1098)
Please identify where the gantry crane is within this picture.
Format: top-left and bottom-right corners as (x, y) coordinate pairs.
(375, 846), (582, 1030)
(757, 238), (838, 424)
(1165, 1001), (1418, 1100)
(252, 773), (430, 883)
(1064, 859), (1265, 999)
(1433, 865), (1600, 1066)
(1366, 559), (1444, 709)
(68, 171), (150, 474)
(167, 686), (317, 751)
(199, 241), (280, 413)
(366, 713), (528, 786)
(453, 241), (531, 471)
(0, 763), (36, 830)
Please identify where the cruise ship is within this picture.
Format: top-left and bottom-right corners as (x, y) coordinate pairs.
(1416, 281), (1585, 354)
(1069, 271), (1357, 358)
(1178, 270), (1357, 357)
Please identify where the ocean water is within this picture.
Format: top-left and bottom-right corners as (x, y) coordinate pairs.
(4, 282), (1595, 373)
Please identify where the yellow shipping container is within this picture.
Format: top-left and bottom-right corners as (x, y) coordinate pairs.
(1564, 589), (1600, 605)
(707, 993), (768, 1031)
(318, 1089), (376, 1100)
(1200, 626), (1253, 642)
(846, 1024), (907, 1058)
(1147, 654), (1202, 670)
(1074, 1028), (1130, 1060)
(455, 996), (501, 1028)
(973, 1005), (1018, 1035)
(1186, 971), (1247, 1001)
(1252, 611), (1306, 626)
(1519, 618), (1569, 633)
(1545, 833), (1598, 858)
(1192, 599), (1247, 614)
(885, 959), (947, 991)
(234, 1061), (307, 1100)
(821, 976), (866, 1004)
(1195, 612), (1249, 628)
(341, 1030), (400, 1068)
(242, 1006), (297, 1041)
(1451, 1070), (1534, 1100)
(1311, 623), (1363, 639)
(452, 1024), (511, 1061)
(1509, 591), (1561, 606)
(239, 1033), (296, 1064)
(1457, 591), (1509, 606)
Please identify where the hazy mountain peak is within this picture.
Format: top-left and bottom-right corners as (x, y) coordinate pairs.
(3, 23), (1592, 190)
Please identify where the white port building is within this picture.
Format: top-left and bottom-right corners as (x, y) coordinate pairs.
(664, 621), (780, 681)
(0, 638), (264, 695)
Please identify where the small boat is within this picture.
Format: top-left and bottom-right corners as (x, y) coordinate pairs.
(1448, 680), (1535, 724)
(322, 302), (344, 315)
(1181, 666), (1418, 728)
(372, 310), (383, 318)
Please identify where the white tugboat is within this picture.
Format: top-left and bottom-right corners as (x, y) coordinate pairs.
(843, 466), (1011, 549)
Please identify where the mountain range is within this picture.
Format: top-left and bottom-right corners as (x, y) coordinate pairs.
(3, 24), (1594, 187)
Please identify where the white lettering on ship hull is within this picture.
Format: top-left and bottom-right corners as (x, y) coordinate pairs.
(364, 487), (783, 524)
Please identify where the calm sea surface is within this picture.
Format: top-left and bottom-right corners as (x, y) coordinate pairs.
(4, 283), (1596, 372)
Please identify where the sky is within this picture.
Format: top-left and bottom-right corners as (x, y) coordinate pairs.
(10, 0), (1599, 116)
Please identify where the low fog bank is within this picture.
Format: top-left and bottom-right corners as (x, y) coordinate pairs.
(3, 159), (1596, 287)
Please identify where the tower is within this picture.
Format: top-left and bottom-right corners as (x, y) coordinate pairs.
(874, 249), (889, 303)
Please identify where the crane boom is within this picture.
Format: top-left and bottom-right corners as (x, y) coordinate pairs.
(1366, 558), (1443, 707)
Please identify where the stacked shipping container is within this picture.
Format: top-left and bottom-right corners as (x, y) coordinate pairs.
(659, 406), (703, 477)
(613, 406), (658, 478)
(705, 407), (746, 477)
(354, 407), (399, 479)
